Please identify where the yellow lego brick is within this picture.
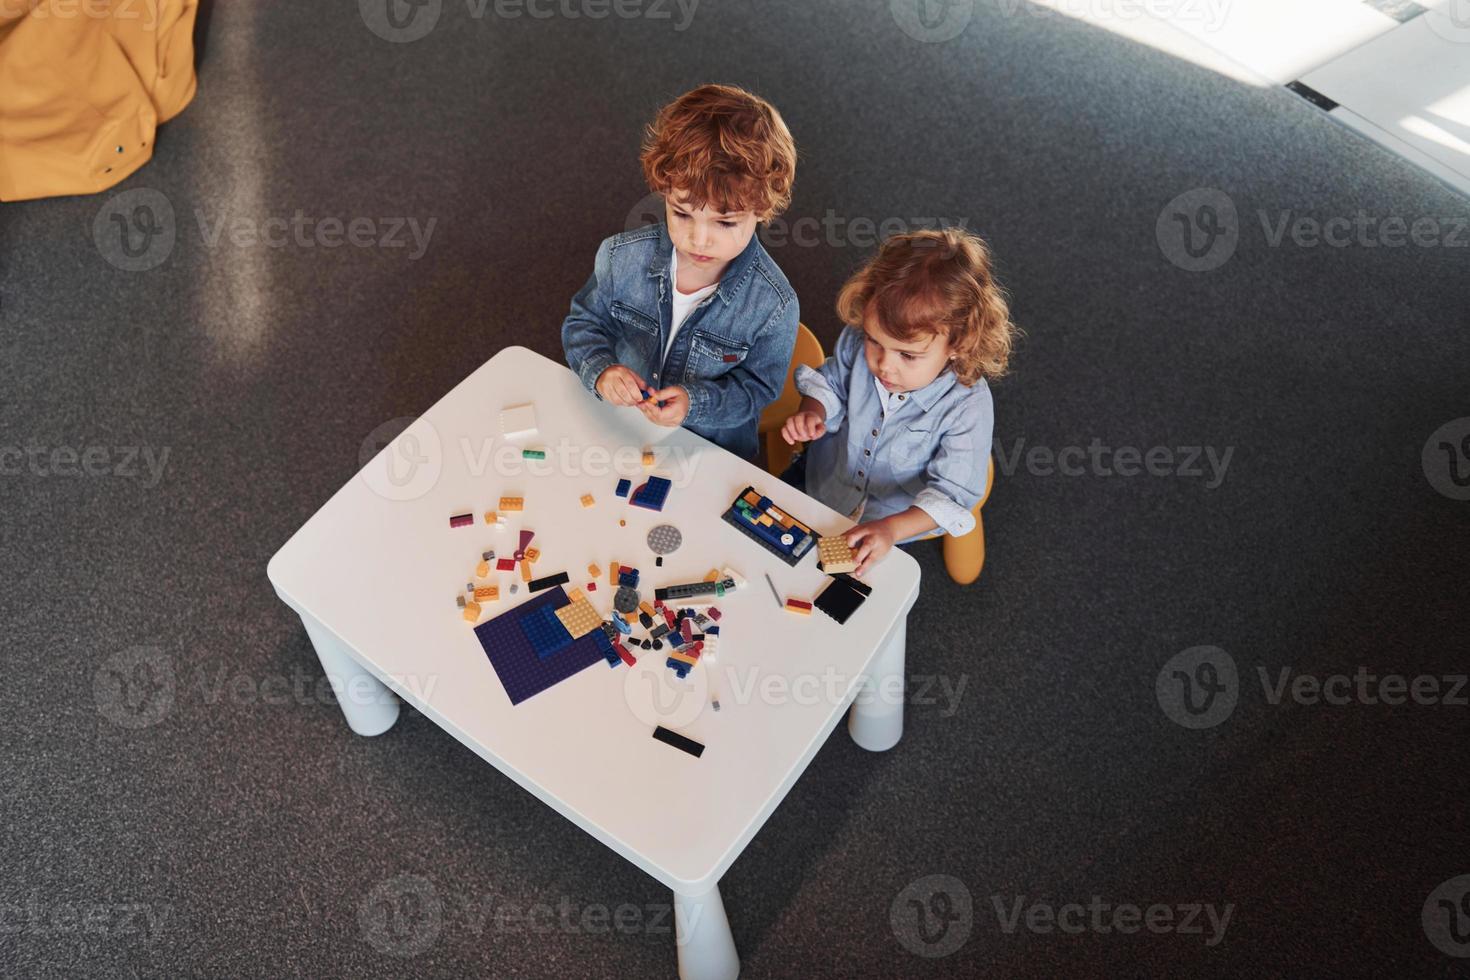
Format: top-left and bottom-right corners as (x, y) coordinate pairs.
(462, 600), (482, 622)
(483, 510), (497, 524)
(520, 560), (533, 582)
(742, 489), (761, 505)
(817, 536), (858, 575)
(609, 560), (619, 586)
(475, 560), (490, 578)
(639, 601), (655, 617)
(580, 494), (595, 508)
(523, 546), (540, 564)
(641, 449), (655, 468)
(757, 514), (774, 526)
(473, 585), (499, 602)
(703, 569), (719, 582)
(567, 587), (584, 604)
(588, 563), (601, 579)
(554, 596), (602, 639)
(499, 496), (524, 512)
(669, 651), (698, 666)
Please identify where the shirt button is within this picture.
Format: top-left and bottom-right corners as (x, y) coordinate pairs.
(858, 470), (864, 477)
(897, 394), (905, 400)
(864, 449), (871, 456)
(871, 429), (879, 437)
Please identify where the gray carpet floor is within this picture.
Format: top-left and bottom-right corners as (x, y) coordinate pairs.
(2, 1), (1468, 977)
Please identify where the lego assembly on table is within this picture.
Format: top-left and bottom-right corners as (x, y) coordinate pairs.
(452, 406), (873, 745)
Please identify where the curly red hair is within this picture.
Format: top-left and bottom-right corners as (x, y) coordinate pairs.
(640, 84), (796, 220)
(836, 228), (1017, 385)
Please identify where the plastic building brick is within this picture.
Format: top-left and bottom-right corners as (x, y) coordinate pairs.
(476, 560), (490, 578)
(817, 536), (858, 575)
(647, 524), (682, 555)
(654, 578), (735, 601)
(554, 595), (603, 639)
(619, 520), (626, 527)
(521, 560), (534, 582)
(518, 529), (535, 550)
(456, 594), (466, 608)
(641, 449), (655, 469)
(615, 478), (631, 498)
(521, 604), (575, 659)
(611, 613), (633, 635)
(482, 550), (496, 561)
(629, 477), (672, 511)
(500, 403), (537, 439)
(813, 576), (868, 625)
(474, 585), (500, 603)
(499, 496), (524, 512)
(655, 556), (663, 567)
(665, 659), (691, 680)
(784, 598), (813, 616)
(719, 566), (747, 591)
(521, 448), (546, 460)
(463, 600), (482, 622)
(509, 583), (519, 594)
(588, 563), (601, 579)
(764, 573), (783, 608)
(586, 581), (597, 592)
(567, 588), (584, 603)
(721, 486), (817, 566)
(681, 620), (694, 644)
(523, 546), (540, 564)
(450, 512), (473, 529)
(620, 567), (641, 589)
(609, 560), (619, 586)
(703, 568), (720, 582)
(497, 558), (515, 571)
(580, 494), (596, 508)
(527, 571), (570, 593)
(613, 586), (639, 614)
(669, 651), (698, 667)
(615, 642), (636, 667)
(484, 510), (498, 525)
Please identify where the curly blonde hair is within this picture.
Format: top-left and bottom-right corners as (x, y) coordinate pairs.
(640, 84), (796, 221)
(836, 228), (1017, 385)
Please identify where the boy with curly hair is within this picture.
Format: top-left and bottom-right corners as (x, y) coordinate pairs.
(562, 84), (800, 460)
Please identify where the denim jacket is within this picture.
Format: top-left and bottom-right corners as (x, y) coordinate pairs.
(795, 325), (992, 539)
(561, 223), (799, 460)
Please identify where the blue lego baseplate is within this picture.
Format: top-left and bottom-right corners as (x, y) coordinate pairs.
(630, 477), (672, 511)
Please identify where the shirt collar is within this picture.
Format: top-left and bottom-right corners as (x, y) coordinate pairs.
(887, 367), (958, 413)
(647, 222), (762, 306)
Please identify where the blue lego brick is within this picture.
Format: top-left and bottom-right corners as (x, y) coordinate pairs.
(520, 604), (574, 660)
(615, 478), (631, 498)
(706, 625), (720, 635)
(629, 477), (672, 511)
(618, 567), (640, 588)
(665, 658), (691, 679)
(612, 614), (633, 635)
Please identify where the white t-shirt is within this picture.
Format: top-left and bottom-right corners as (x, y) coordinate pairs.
(666, 249), (719, 359)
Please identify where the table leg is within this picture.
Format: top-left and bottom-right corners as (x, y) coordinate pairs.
(674, 883), (739, 980)
(848, 617), (906, 752)
(299, 614), (400, 736)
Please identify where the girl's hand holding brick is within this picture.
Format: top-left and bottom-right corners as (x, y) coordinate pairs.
(845, 519), (897, 576)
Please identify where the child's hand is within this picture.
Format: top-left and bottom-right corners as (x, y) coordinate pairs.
(639, 386), (690, 427)
(781, 410), (826, 445)
(845, 518), (897, 576)
(596, 365), (651, 406)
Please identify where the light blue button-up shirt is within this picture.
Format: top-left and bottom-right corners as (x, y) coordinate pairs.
(795, 325), (992, 539)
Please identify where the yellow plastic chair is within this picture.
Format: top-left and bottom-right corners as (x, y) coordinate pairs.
(757, 322), (825, 476)
(939, 456), (996, 585)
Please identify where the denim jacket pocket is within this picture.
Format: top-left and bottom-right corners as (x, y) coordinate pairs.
(688, 328), (751, 378)
(611, 300), (660, 337)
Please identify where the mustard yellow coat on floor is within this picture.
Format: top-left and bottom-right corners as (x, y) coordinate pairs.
(0, 0), (198, 201)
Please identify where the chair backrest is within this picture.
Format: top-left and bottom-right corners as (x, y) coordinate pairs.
(758, 323), (825, 434)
